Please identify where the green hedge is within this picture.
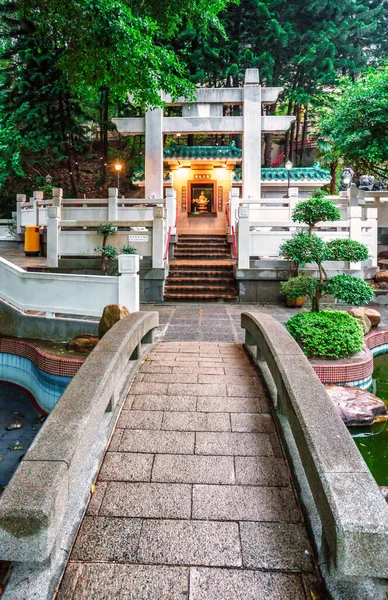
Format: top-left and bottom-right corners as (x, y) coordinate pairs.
(285, 310), (364, 359)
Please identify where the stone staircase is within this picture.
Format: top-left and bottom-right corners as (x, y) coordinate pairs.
(165, 234), (238, 301)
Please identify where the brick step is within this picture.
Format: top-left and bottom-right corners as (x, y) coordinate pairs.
(178, 234), (226, 239)
(175, 243), (229, 250)
(174, 251), (230, 258)
(164, 292), (238, 301)
(166, 284), (236, 294)
(167, 277), (235, 284)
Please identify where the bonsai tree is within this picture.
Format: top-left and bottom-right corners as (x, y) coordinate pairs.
(95, 223), (136, 275)
(280, 195), (374, 311)
(280, 194), (374, 359)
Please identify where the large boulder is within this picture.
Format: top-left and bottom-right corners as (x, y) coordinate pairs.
(67, 335), (99, 353)
(98, 304), (130, 339)
(348, 308), (372, 334)
(348, 307), (381, 328)
(325, 385), (388, 426)
(375, 270), (388, 283)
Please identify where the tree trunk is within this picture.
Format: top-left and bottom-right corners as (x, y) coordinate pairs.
(299, 105), (308, 166)
(264, 133), (273, 167)
(330, 161), (337, 195)
(58, 92), (78, 197)
(102, 86), (109, 187)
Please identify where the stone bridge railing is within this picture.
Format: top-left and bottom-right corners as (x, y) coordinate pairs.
(241, 312), (388, 599)
(0, 311), (158, 598)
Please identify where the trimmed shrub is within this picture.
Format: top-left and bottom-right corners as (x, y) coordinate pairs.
(285, 310), (364, 359)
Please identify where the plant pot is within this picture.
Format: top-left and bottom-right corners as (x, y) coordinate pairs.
(286, 296), (305, 308)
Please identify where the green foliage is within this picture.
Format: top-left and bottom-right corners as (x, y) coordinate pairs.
(326, 239), (369, 263)
(319, 66), (388, 178)
(324, 274), (375, 306)
(281, 275), (318, 300)
(121, 244), (137, 254)
(96, 223), (118, 238)
(285, 311), (364, 359)
(280, 232), (329, 267)
(291, 197), (341, 232)
(95, 244), (118, 260)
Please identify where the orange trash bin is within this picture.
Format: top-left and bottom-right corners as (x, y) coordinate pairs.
(24, 226), (40, 256)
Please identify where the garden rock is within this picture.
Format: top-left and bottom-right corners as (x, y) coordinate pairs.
(5, 417), (23, 431)
(375, 270), (388, 283)
(98, 304), (130, 338)
(348, 308), (371, 334)
(381, 487), (388, 503)
(67, 335), (99, 353)
(348, 307), (380, 328)
(325, 385), (388, 426)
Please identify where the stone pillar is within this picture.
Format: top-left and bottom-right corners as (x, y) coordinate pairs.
(366, 207), (378, 267)
(242, 69), (262, 200)
(238, 205), (250, 269)
(108, 188), (118, 221)
(349, 205), (363, 269)
(288, 187), (299, 219)
(16, 194), (26, 234)
(145, 108), (163, 199)
(52, 188), (63, 208)
(152, 206), (165, 268)
(229, 188), (240, 232)
(32, 191), (44, 226)
(349, 185), (359, 207)
(165, 187), (176, 232)
(118, 254), (140, 313)
(47, 206), (60, 268)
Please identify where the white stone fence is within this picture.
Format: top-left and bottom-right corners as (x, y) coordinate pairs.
(0, 254), (140, 317)
(236, 204), (378, 269)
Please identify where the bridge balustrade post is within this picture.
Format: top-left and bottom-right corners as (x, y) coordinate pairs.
(118, 254), (140, 313)
(366, 207), (378, 267)
(152, 206), (166, 269)
(52, 187), (63, 208)
(16, 194), (26, 234)
(108, 187), (118, 221)
(349, 205), (363, 270)
(47, 206), (60, 268)
(165, 187), (176, 233)
(32, 191), (44, 226)
(237, 205), (250, 269)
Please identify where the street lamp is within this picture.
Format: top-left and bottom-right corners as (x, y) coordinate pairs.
(285, 160), (293, 198)
(114, 163), (122, 193)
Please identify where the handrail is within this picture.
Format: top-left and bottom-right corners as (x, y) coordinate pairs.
(241, 312), (388, 585)
(164, 225), (172, 261)
(231, 225), (237, 259)
(0, 311), (159, 564)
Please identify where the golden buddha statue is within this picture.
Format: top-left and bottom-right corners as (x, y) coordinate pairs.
(197, 191), (209, 212)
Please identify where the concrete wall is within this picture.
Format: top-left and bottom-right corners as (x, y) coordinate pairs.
(0, 297), (98, 341)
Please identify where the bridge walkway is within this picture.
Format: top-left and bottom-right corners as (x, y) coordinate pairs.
(56, 341), (326, 600)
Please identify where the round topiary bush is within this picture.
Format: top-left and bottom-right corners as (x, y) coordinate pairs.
(285, 310), (364, 359)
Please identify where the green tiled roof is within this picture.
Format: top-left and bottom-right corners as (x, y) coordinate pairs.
(164, 141), (242, 160)
(233, 163), (331, 182)
(132, 169), (172, 183)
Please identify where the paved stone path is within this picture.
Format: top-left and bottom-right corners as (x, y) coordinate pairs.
(56, 342), (326, 600)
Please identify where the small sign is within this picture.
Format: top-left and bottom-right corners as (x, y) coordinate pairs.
(128, 234), (149, 242)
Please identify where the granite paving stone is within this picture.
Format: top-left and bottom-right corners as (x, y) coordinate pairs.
(100, 482), (192, 518)
(86, 481), (107, 516)
(152, 454), (235, 484)
(189, 567), (306, 600)
(227, 382), (265, 397)
(192, 485), (300, 522)
(198, 374), (257, 384)
(161, 411), (230, 432)
(142, 373), (199, 383)
(98, 452), (154, 482)
(140, 364), (174, 374)
(167, 383), (227, 397)
(131, 395), (197, 412)
(195, 432), (273, 456)
(117, 410), (163, 430)
(119, 430), (195, 454)
(235, 456), (290, 487)
(129, 382), (169, 395)
(231, 413), (275, 433)
(172, 366), (225, 375)
(71, 516), (142, 561)
(137, 519), (242, 567)
(107, 428), (124, 451)
(240, 522), (314, 572)
(197, 396), (262, 413)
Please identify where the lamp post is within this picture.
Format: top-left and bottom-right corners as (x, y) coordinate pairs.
(285, 160), (293, 198)
(114, 163), (122, 193)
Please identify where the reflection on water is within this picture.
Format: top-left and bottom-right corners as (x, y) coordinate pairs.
(351, 353), (388, 485)
(0, 382), (45, 493)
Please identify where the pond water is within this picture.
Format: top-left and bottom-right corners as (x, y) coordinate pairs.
(0, 382), (45, 493)
(352, 353), (388, 486)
